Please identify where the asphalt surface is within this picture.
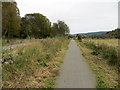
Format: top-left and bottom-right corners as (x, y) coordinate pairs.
(55, 40), (96, 88)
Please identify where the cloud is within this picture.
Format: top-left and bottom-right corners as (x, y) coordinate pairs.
(16, 0), (118, 34)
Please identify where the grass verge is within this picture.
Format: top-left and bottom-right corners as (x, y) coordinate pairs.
(82, 39), (118, 65)
(2, 37), (70, 88)
(76, 40), (118, 88)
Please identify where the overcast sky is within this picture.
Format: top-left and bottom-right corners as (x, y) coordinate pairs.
(16, 0), (119, 34)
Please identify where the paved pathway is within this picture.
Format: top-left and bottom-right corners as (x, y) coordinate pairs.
(55, 40), (96, 88)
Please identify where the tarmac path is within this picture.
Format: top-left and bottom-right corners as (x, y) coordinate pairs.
(55, 40), (96, 88)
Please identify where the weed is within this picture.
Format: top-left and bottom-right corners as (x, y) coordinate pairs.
(96, 74), (108, 88)
(82, 39), (118, 65)
(42, 78), (55, 88)
(2, 37), (70, 88)
(76, 40), (118, 88)
(39, 61), (47, 67)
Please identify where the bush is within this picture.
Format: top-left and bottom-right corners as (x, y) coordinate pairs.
(100, 45), (117, 65)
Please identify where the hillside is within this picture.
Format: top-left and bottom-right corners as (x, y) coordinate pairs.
(80, 31), (107, 35)
(73, 31), (107, 35)
(76, 29), (120, 39)
(106, 28), (120, 38)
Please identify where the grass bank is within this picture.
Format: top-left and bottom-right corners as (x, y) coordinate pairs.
(76, 39), (118, 88)
(2, 37), (70, 88)
(82, 39), (118, 65)
(84, 39), (118, 47)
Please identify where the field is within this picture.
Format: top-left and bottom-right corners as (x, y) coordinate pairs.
(83, 39), (118, 47)
(77, 39), (119, 88)
(2, 37), (70, 88)
(82, 39), (118, 65)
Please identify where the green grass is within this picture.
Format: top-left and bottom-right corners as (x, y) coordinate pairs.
(2, 37), (70, 88)
(42, 78), (55, 88)
(96, 74), (108, 88)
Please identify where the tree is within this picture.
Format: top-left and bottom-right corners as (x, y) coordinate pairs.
(2, 2), (21, 38)
(20, 13), (52, 39)
(20, 17), (32, 38)
(58, 20), (70, 36)
(76, 34), (82, 42)
(51, 23), (59, 36)
(52, 20), (70, 36)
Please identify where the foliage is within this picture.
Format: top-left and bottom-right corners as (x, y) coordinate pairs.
(52, 20), (70, 36)
(82, 39), (118, 65)
(76, 34), (82, 41)
(84, 28), (120, 39)
(67, 35), (74, 39)
(2, 37), (70, 88)
(106, 28), (120, 39)
(20, 13), (52, 39)
(2, 2), (70, 39)
(2, 2), (21, 38)
(76, 40), (118, 88)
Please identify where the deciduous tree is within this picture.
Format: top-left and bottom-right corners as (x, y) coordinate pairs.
(2, 2), (21, 38)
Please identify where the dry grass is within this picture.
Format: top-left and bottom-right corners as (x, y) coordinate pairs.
(82, 39), (118, 65)
(77, 40), (118, 88)
(83, 39), (118, 47)
(2, 37), (70, 88)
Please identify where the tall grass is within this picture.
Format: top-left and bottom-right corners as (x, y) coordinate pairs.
(83, 39), (118, 47)
(82, 39), (118, 65)
(77, 39), (119, 88)
(2, 37), (70, 88)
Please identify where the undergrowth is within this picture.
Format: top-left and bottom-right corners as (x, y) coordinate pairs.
(76, 40), (118, 88)
(82, 39), (118, 66)
(2, 37), (70, 88)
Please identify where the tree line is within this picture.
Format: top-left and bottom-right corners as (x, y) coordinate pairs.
(74, 29), (120, 40)
(87, 29), (120, 39)
(2, 2), (70, 39)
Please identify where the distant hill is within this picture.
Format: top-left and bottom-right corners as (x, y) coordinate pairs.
(71, 29), (119, 39)
(106, 28), (120, 38)
(74, 31), (108, 35)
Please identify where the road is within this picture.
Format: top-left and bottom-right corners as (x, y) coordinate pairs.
(55, 40), (96, 88)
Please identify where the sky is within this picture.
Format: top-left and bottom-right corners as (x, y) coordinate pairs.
(16, 0), (119, 34)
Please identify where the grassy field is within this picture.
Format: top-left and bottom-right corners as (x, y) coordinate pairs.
(83, 39), (118, 47)
(77, 39), (118, 88)
(82, 39), (118, 65)
(2, 37), (70, 88)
